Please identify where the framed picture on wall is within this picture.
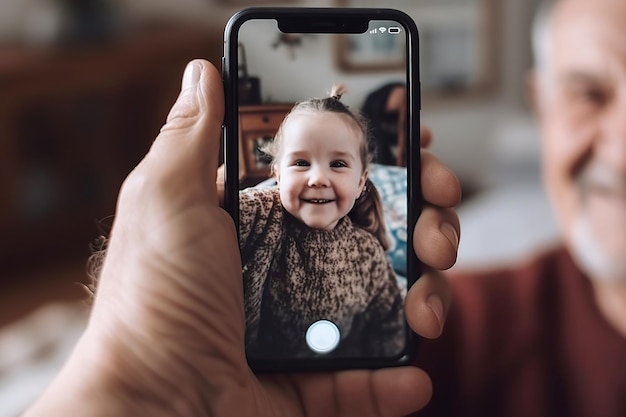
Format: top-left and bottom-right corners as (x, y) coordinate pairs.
(335, 0), (499, 98)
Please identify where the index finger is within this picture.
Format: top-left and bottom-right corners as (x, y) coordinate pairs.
(421, 125), (432, 148)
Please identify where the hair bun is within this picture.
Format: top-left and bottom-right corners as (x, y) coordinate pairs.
(330, 84), (348, 101)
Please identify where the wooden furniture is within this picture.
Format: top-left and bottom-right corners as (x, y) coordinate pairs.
(238, 104), (293, 185)
(0, 26), (222, 274)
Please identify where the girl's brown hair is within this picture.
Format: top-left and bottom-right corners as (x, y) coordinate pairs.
(264, 85), (390, 251)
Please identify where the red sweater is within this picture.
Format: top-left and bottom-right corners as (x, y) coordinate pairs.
(414, 247), (626, 417)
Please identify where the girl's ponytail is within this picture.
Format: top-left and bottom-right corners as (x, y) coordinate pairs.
(348, 179), (390, 251)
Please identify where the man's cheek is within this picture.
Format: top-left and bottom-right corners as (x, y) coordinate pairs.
(587, 195), (626, 256)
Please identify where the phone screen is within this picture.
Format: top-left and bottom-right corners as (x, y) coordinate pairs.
(224, 9), (419, 370)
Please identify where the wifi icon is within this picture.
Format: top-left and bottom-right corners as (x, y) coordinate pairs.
(379, 27), (387, 33)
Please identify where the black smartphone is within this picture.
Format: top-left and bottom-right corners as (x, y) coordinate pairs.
(223, 7), (421, 372)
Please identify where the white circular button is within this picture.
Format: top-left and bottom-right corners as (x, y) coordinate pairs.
(306, 320), (341, 354)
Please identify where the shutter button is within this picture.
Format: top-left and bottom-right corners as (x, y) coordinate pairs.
(306, 320), (340, 354)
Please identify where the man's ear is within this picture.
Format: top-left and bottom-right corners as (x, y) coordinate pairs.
(526, 68), (541, 116)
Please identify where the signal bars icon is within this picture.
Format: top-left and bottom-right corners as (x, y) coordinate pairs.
(369, 26), (402, 34)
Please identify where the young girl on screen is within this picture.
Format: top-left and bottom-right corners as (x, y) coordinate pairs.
(240, 86), (404, 359)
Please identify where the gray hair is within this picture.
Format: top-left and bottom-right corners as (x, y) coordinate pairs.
(531, 0), (558, 80)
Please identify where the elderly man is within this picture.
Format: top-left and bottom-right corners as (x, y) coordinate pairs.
(415, 0), (626, 416)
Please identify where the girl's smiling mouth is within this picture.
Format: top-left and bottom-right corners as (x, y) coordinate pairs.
(302, 198), (335, 204)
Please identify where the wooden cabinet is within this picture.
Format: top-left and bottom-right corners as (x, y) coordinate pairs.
(0, 26), (222, 273)
(238, 104), (293, 185)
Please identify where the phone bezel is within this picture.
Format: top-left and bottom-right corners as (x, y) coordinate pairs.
(223, 7), (422, 372)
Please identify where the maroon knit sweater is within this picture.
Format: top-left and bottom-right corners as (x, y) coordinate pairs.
(414, 246), (626, 417)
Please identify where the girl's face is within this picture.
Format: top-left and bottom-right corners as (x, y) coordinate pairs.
(276, 112), (367, 230)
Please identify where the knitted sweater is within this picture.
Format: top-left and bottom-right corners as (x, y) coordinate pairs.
(239, 186), (405, 359)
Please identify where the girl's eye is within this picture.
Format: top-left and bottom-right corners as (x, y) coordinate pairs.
(294, 160), (310, 167)
(330, 160), (348, 168)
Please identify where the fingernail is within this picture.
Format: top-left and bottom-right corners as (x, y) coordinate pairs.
(440, 222), (459, 248)
(426, 294), (444, 331)
(182, 61), (201, 91)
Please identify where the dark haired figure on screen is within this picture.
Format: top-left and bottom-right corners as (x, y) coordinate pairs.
(361, 82), (407, 166)
(239, 85), (405, 359)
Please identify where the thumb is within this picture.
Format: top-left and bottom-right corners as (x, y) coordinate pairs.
(144, 59), (225, 203)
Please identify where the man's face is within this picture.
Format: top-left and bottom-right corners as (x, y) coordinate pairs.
(276, 112), (367, 230)
(536, 0), (626, 281)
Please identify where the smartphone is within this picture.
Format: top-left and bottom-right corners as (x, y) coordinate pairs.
(223, 7), (421, 372)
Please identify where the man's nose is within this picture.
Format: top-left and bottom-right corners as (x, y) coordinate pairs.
(308, 166), (330, 187)
(600, 97), (626, 174)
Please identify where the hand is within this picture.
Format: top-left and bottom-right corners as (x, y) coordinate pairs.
(25, 60), (460, 417)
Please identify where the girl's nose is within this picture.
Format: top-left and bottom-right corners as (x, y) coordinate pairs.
(308, 166), (330, 187)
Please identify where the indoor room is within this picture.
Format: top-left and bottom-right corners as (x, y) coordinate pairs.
(0, 0), (561, 415)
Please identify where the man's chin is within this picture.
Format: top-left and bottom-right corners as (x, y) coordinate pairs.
(570, 213), (626, 284)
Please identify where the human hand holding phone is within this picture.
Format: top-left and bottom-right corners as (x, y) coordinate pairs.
(25, 56), (459, 416)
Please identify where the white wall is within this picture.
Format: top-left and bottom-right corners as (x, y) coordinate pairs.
(237, 20), (405, 108)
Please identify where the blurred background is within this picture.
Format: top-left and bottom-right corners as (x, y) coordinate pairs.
(0, 0), (560, 415)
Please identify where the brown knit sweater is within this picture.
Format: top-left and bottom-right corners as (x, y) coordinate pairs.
(239, 186), (405, 359)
